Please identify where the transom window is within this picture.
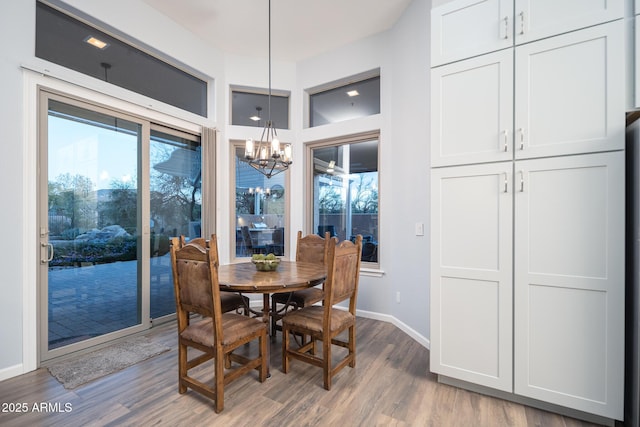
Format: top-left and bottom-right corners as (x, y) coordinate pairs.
(308, 73), (380, 128)
(231, 88), (290, 129)
(36, 1), (208, 117)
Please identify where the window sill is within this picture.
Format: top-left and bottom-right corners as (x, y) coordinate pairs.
(360, 267), (384, 278)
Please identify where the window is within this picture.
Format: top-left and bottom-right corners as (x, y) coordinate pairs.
(307, 132), (379, 266)
(308, 74), (380, 127)
(36, 1), (208, 116)
(231, 88), (289, 129)
(232, 142), (288, 259)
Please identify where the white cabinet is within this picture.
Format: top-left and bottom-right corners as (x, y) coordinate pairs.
(431, 0), (512, 67)
(432, 20), (624, 167)
(513, 152), (625, 419)
(431, 0), (623, 66)
(514, 21), (625, 159)
(431, 50), (513, 167)
(430, 153), (625, 419)
(430, 162), (513, 391)
(513, 0), (623, 46)
(429, 2), (626, 421)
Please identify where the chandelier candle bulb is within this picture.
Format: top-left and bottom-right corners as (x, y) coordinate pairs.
(245, 139), (254, 158)
(284, 144), (292, 161)
(271, 137), (280, 156)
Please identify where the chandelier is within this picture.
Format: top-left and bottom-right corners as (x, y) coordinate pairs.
(244, 0), (292, 179)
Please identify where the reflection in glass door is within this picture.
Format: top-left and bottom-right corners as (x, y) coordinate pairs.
(40, 94), (147, 360)
(149, 127), (202, 319)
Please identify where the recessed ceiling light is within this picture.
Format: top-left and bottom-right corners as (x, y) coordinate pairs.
(250, 115), (261, 121)
(346, 90), (359, 97)
(84, 36), (109, 50)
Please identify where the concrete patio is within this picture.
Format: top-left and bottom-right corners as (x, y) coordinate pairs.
(48, 254), (175, 349)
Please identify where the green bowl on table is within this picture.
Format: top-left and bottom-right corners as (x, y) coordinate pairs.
(251, 254), (280, 271)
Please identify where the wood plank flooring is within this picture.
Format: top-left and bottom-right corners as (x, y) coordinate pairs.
(0, 318), (605, 427)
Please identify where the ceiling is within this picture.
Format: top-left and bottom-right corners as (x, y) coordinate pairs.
(141, 0), (413, 62)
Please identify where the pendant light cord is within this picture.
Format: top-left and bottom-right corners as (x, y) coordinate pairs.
(267, 0), (272, 125)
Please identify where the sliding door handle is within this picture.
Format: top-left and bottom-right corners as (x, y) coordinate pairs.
(41, 242), (54, 264)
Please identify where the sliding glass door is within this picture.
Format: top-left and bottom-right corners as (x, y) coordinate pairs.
(149, 127), (202, 318)
(39, 91), (202, 361)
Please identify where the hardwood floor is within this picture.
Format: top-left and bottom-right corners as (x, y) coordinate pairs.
(0, 318), (604, 427)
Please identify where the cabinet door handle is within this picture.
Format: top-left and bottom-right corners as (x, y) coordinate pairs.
(519, 170), (524, 192)
(519, 11), (525, 35)
(503, 172), (508, 193)
(503, 130), (509, 152)
(503, 16), (509, 39)
(519, 128), (525, 150)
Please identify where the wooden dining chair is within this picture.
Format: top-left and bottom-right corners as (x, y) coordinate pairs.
(175, 236), (249, 315)
(270, 231), (331, 337)
(282, 235), (363, 390)
(169, 235), (268, 413)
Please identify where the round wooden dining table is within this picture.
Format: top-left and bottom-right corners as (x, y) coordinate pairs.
(217, 260), (326, 329)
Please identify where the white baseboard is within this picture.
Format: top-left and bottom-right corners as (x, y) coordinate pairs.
(354, 308), (430, 350)
(263, 300), (431, 350)
(0, 364), (25, 382)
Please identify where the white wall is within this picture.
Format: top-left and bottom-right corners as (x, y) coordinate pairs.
(0, 0), (35, 378)
(387, 0), (431, 339)
(0, 0), (432, 379)
(295, 0), (431, 343)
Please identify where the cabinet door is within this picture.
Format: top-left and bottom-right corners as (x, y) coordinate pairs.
(513, 0), (623, 45)
(514, 21), (624, 160)
(513, 152), (624, 419)
(431, 50), (513, 167)
(430, 163), (513, 392)
(431, 0), (512, 67)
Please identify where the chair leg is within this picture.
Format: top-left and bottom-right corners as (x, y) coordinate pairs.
(214, 348), (225, 413)
(349, 325), (356, 368)
(259, 332), (268, 382)
(323, 338), (332, 390)
(178, 342), (187, 394)
(282, 326), (290, 373)
(270, 299), (278, 340)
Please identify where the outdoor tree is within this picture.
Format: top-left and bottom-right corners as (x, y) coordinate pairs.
(350, 174), (378, 213)
(48, 173), (96, 232)
(318, 184), (344, 213)
(99, 179), (138, 232)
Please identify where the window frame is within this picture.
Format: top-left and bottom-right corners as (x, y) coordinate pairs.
(229, 139), (291, 262)
(305, 130), (381, 269)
